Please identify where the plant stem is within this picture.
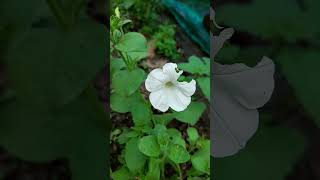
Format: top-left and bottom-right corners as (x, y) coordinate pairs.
(161, 155), (166, 179)
(176, 164), (183, 180)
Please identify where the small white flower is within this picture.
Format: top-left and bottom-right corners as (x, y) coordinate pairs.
(145, 63), (196, 112)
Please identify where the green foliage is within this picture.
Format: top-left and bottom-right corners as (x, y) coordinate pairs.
(125, 138), (147, 173)
(179, 56), (210, 100)
(112, 0), (162, 34)
(112, 68), (145, 96)
(110, 8), (210, 180)
(179, 56), (210, 76)
(174, 102), (206, 125)
(153, 24), (181, 60)
(276, 50), (320, 127)
(0, 0), (109, 179)
(213, 117), (305, 180)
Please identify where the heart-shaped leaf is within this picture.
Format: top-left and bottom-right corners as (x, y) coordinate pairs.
(138, 135), (161, 157)
(112, 68), (145, 96)
(167, 144), (190, 164)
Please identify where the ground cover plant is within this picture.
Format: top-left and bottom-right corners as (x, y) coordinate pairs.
(110, 7), (210, 180)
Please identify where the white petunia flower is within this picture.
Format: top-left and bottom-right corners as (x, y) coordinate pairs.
(145, 63), (196, 112)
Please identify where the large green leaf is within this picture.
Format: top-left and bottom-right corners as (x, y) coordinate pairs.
(212, 121), (305, 180)
(174, 102), (206, 125)
(0, 88), (109, 180)
(6, 21), (107, 109)
(111, 91), (152, 126)
(277, 50), (320, 127)
(115, 32), (148, 62)
(138, 135), (161, 157)
(112, 68), (145, 96)
(125, 138), (147, 173)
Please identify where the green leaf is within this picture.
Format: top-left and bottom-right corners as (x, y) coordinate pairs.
(111, 92), (152, 126)
(112, 68), (145, 96)
(277, 50), (320, 127)
(125, 138), (147, 173)
(112, 166), (133, 180)
(110, 93), (131, 113)
(167, 128), (186, 148)
(6, 21), (106, 109)
(191, 140), (210, 174)
(117, 129), (139, 145)
(187, 127), (199, 145)
(115, 32), (147, 51)
(111, 58), (126, 78)
(174, 102), (206, 125)
(213, 120), (305, 180)
(167, 144), (190, 164)
(0, 88), (109, 180)
(154, 113), (175, 125)
(145, 158), (161, 180)
(115, 32), (147, 60)
(130, 93), (152, 127)
(179, 56), (210, 76)
(138, 135), (161, 157)
(197, 77), (210, 100)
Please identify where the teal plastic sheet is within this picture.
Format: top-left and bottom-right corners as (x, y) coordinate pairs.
(161, 0), (210, 54)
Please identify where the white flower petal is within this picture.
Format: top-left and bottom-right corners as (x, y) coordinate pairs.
(162, 63), (183, 81)
(167, 87), (191, 112)
(177, 80), (196, 97)
(149, 89), (169, 112)
(145, 68), (169, 92)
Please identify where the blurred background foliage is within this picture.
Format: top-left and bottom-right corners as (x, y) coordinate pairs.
(0, 0), (109, 179)
(212, 0), (320, 179)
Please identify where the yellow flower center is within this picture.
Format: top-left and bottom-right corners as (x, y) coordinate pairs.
(165, 82), (174, 87)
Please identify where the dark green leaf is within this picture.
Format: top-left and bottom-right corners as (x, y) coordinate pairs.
(138, 135), (161, 157)
(167, 144), (190, 164)
(125, 138), (147, 173)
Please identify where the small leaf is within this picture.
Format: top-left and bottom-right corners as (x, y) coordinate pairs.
(167, 144), (190, 164)
(197, 77), (210, 100)
(174, 102), (206, 125)
(139, 135), (161, 157)
(115, 32), (147, 52)
(167, 128), (186, 148)
(112, 166), (132, 180)
(179, 56), (210, 76)
(112, 68), (145, 96)
(191, 140), (210, 174)
(125, 138), (147, 173)
(187, 127), (199, 145)
(145, 158), (161, 180)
